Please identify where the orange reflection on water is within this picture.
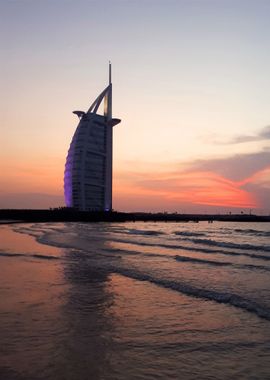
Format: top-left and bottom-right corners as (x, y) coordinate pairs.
(0, 224), (70, 376)
(0, 224), (67, 312)
(0, 224), (61, 256)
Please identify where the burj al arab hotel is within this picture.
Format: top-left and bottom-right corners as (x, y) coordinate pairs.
(64, 63), (121, 211)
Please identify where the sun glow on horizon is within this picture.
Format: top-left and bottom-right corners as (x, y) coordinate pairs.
(113, 168), (257, 212)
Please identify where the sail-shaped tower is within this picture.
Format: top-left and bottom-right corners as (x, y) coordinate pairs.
(64, 63), (121, 211)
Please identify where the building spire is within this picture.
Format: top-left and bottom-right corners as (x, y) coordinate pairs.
(109, 61), (112, 85)
(107, 61), (112, 120)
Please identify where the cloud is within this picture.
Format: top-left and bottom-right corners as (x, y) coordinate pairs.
(188, 149), (270, 181)
(224, 125), (270, 145)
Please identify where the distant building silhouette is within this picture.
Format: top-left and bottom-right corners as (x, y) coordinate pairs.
(64, 63), (121, 211)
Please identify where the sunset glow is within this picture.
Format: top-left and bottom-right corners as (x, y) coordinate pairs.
(113, 168), (257, 212)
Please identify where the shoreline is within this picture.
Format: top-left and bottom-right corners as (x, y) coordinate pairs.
(0, 209), (270, 223)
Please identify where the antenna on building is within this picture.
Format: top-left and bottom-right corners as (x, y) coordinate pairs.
(109, 61), (112, 85)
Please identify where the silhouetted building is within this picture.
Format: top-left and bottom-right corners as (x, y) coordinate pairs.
(64, 63), (121, 211)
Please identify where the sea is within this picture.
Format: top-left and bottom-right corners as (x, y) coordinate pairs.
(0, 221), (270, 380)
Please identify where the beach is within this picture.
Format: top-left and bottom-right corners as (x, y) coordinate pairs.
(0, 221), (270, 379)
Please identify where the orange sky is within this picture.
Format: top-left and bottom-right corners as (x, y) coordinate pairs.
(113, 166), (264, 213)
(1, 153), (269, 213)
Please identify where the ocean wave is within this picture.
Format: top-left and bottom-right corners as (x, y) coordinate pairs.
(0, 251), (60, 260)
(37, 234), (74, 250)
(103, 247), (169, 259)
(32, 254), (60, 260)
(174, 255), (270, 272)
(234, 228), (270, 237)
(111, 228), (165, 236)
(12, 227), (40, 238)
(13, 225), (270, 264)
(174, 231), (206, 237)
(102, 245), (270, 271)
(110, 267), (270, 321)
(181, 237), (270, 252)
(110, 237), (270, 262)
(175, 255), (232, 266)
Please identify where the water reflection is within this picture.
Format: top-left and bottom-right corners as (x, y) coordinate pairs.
(60, 252), (115, 379)
(0, 225), (69, 379)
(0, 224), (117, 380)
(1, 223), (270, 380)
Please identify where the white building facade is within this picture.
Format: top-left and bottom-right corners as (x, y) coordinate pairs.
(64, 64), (121, 211)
